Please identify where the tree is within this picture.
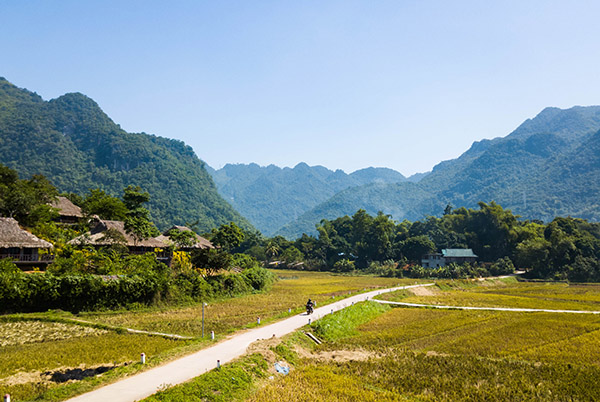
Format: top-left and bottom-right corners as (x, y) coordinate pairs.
(122, 186), (159, 244)
(81, 189), (128, 220)
(281, 246), (304, 264)
(265, 241), (281, 259)
(0, 164), (58, 226)
(333, 258), (355, 273)
(166, 228), (197, 248)
(401, 235), (435, 262)
(191, 248), (232, 276)
(211, 222), (245, 252)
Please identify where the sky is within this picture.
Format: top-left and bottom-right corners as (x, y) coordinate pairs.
(2, 0), (600, 176)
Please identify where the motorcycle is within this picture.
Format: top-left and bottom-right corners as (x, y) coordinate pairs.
(306, 304), (314, 315)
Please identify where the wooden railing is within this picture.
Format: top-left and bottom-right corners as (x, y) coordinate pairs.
(0, 254), (54, 262)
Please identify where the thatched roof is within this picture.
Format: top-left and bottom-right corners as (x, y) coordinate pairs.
(163, 225), (214, 249)
(50, 196), (84, 218)
(0, 217), (53, 249)
(68, 220), (168, 248)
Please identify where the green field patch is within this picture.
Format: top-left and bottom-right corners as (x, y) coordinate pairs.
(142, 353), (269, 402)
(312, 301), (390, 342)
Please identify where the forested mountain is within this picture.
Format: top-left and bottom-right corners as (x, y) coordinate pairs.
(278, 106), (600, 238)
(210, 163), (406, 235)
(0, 78), (251, 231)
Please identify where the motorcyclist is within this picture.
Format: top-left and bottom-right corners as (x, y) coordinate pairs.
(306, 298), (314, 314)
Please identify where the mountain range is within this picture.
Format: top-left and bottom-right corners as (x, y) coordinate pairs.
(0, 77), (251, 232)
(2, 77), (599, 240)
(208, 163), (408, 236)
(211, 106), (600, 238)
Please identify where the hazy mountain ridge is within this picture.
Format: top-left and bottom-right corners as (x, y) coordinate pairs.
(277, 105), (600, 238)
(0, 77), (251, 231)
(210, 162), (407, 236)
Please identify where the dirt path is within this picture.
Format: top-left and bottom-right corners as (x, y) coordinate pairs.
(68, 318), (195, 340)
(66, 283), (434, 402)
(373, 299), (600, 314)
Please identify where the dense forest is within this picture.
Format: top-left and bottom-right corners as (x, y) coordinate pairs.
(0, 77), (251, 232)
(235, 203), (600, 282)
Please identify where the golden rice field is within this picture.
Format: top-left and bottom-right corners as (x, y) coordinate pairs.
(80, 270), (412, 337)
(0, 270), (409, 401)
(248, 279), (600, 402)
(379, 277), (600, 311)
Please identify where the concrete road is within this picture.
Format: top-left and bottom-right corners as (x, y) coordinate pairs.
(66, 283), (434, 402)
(374, 299), (600, 314)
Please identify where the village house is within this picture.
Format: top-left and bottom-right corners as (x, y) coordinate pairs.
(50, 196), (86, 225)
(421, 248), (478, 268)
(0, 217), (54, 268)
(68, 221), (213, 263)
(68, 219), (172, 262)
(157, 225), (214, 251)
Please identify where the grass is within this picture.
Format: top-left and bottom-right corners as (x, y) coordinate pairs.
(0, 270), (410, 401)
(0, 331), (192, 401)
(142, 354), (270, 402)
(0, 320), (108, 347)
(312, 301), (390, 342)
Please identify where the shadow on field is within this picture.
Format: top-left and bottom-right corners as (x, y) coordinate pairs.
(44, 364), (124, 383)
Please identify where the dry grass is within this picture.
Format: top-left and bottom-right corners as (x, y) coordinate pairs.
(0, 321), (108, 347)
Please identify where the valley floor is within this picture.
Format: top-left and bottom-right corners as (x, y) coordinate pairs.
(143, 277), (600, 401)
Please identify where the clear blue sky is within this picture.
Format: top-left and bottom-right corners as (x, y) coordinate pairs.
(2, 0), (600, 176)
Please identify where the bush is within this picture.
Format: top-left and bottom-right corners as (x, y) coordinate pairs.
(489, 257), (515, 276)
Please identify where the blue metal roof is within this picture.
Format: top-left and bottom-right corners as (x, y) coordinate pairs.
(442, 248), (478, 258)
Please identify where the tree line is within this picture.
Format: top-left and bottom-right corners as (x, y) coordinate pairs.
(0, 164), (274, 313)
(236, 202), (600, 282)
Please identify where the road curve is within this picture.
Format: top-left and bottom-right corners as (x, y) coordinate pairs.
(66, 283), (434, 402)
(373, 299), (600, 314)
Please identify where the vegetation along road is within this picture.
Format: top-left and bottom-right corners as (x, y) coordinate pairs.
(66, 284), (433, 402)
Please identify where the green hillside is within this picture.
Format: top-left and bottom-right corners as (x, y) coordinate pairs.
(0, 78), (251, 231)
(278, 106), (600, 238)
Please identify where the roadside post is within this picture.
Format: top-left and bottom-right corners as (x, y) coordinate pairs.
(202, 302), (207, 337)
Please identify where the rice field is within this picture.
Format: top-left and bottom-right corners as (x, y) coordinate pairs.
(248, 280), (600, 401)
(79, 270), (412, 337)
(379, 278), (600, 311)
(0, 270), (410, 401)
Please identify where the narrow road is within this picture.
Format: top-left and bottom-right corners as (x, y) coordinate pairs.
(373, 299), (600, 314)
(66, 283), (434, 402)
